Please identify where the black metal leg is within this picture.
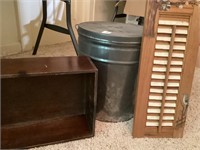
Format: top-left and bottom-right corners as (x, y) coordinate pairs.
(112, 5), (119, 22)
(32, 0), (47, 55)
(33, 0), (79, 55)
(112, 1), (127, 22)
(65, 0), (79, 55)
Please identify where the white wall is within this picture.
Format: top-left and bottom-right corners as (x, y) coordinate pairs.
(16, 0), (71, 51)
(0, 0), (117, 56)
(94, 0), (126, 22)
(94, 0), (114, 21)
(0, 0), (21, 56)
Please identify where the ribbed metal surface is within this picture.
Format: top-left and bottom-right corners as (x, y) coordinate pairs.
(78, 21), (142, 64)
(78, 21), (143, 122)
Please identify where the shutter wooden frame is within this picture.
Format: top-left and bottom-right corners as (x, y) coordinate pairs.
(133, 0), (199, 138)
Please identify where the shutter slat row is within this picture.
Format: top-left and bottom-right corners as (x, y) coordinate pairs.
(146, 17), (189, 128)
(133, 1), (199, 138)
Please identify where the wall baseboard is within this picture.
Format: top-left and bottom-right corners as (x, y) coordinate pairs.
(0, 42), (21, 57)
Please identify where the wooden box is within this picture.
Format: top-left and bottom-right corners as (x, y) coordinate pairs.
(1, 56), (97, 149)
(133, 0), (199, 138)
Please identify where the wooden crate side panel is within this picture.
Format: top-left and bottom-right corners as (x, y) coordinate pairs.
(1, 56), (98, 149)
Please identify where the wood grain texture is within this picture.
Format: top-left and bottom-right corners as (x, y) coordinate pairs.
(133, 0), (158, 137)
(133, 0), (199, 138)
(1, 56), (98, 149)
(173, 6), (199, 137)
(198, 10), (200, 68)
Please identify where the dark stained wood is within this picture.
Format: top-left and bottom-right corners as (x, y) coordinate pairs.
(2, 115), (91, 149)
(2, 74), (86, 125)
(1, 56), (98, 149)
(1, 56), (97, 78)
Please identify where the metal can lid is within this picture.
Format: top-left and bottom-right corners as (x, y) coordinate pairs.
(78, 21), (143, 43)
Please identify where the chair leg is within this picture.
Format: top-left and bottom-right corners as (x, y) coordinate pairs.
(112, 5), (119, 22)
(65, 0), (79, 55)
(32, 0), (47, 55)
(33, 0), (79, 55)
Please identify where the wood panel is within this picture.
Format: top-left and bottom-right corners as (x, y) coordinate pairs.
(133, 0), (199, 138)
(1, 56), (98, 149)
(196, 10), (200, 68)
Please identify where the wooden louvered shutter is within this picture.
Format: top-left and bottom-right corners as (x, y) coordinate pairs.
(133, 0), (199, 138)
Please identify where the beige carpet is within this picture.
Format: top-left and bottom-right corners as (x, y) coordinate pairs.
(32, 68), (200, 150)
(4, 42), (200, 150)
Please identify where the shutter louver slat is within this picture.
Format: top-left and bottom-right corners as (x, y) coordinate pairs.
(133, 1), (199, 138)
(147, 18), (187, 129)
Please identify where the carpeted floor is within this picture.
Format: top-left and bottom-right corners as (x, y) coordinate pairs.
(4, 42), (200, 150)
(32, 68), (200, 150)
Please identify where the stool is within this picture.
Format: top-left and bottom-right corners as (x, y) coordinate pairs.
(112, 0), (127, 22)
(32, 0), (78, 55)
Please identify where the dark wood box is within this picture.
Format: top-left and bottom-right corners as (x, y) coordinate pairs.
(1, 56), (97, 149)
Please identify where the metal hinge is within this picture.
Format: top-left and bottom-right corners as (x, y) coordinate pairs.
(176, 94), (190, 128)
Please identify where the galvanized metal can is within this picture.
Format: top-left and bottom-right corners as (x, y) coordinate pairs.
(77, 21), (143, 122)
